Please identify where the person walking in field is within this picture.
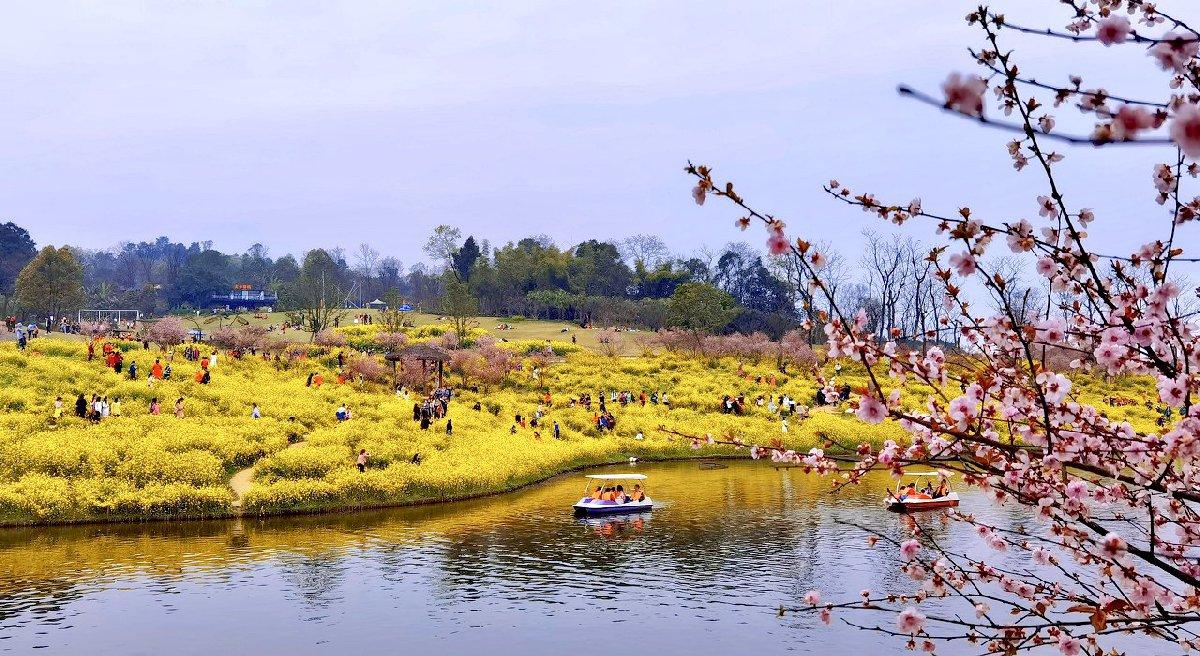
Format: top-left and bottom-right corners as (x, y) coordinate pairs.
(111, 397), (121, 417)
(356, 449), (370, 473)
(75, 394), (87, 418)
(251, 403), (261, 419)
(53, 396), (63, 422)
(87, 341), (95, 361)
(129, 361), (138, 380)
(445, 419), (453, 435)
(149, 397), (161, 415)
(151, 359), (163, 379)
(174, 397), (185, 418)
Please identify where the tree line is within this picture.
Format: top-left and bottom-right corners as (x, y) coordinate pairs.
(2, 219), (1021, 344)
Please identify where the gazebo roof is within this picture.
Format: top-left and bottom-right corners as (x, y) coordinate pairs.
(385, 343), (452, 362)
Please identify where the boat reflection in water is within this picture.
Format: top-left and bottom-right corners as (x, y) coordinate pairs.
(577, 513), (650, 539)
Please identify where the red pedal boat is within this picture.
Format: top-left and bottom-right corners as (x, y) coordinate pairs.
(885, 472), (959, 512)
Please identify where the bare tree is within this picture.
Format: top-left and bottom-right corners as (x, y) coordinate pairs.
(619, 234), (671, 268)
(422, 225), (462, 272)
(354, 243), (380, 306)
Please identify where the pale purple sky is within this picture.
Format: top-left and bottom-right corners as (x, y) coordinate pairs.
(0, 1), (1185, 266)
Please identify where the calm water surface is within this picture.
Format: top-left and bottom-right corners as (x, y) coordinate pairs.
(0, 461), (1039, 654)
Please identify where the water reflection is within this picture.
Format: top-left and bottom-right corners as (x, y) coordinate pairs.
(0, 462), (1053, 654)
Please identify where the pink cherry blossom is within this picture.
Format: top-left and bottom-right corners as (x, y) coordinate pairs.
(941, 72), (986, 116)
(1095, 15), (1132, 45)
(692, 184), (706, 205)
(900, 539), (921, 561)
(1157, 374), (1189, 408)
(896, 607), (926, 635)
(1065, 478), (1088, 500)
(1149, 30), (1200, 72)
(1037, 195), (1057, 217)
(1036, 317), (1066, 343)
(804, 589), (821, 605)
(1006, 219), (1035, 252)
(1170, 103), (1200, 158)
(1057, 635), (1081, 656)
(948, 251), (977, 276)
(766, 229), (789, 256)
(1032, 548), (1051, 565)
(1101, 532), (1128, 559)
(1111, 105), (1156, 141)
(1038, 372), (1072, 404)
(857, 395), (887, 424)
(819, 608), (832, 625)
(1093, 342), (1125, 369)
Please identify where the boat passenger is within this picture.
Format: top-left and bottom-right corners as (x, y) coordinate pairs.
(905, 482), (931, 500)
(630, 484), (645, 502)
(615, 485), (627, 503)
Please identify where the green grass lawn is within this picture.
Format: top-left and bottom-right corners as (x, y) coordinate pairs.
(176, 310), (646, 352)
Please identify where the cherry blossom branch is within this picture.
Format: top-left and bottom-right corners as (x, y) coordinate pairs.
(897, 85), (1175, 147)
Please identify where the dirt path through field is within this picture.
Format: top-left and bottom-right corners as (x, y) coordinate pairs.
(229, 441), (307, 510)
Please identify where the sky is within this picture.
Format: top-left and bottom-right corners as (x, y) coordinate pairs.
(0, 1), (1189, 270)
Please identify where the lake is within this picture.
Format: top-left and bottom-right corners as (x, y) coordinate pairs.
(0, 460), (1046, 654)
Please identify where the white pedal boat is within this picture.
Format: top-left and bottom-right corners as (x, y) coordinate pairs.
(573, 473), (653, 516)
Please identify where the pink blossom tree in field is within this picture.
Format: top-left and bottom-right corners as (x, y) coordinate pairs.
(345, 355), (387, 383)
(471, 342), (517, 389)
(207, 326), (238, 350)
(595, 328), (621, 357)
(688, 3), (1200, 654)
(78, 321), (109, 338)
(313, 329), (346, 348)
(374, 331), (408, 352)
(146, 317), (187, 348)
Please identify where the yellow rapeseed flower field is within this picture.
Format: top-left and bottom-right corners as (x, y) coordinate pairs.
(0, 334), (1161, 525)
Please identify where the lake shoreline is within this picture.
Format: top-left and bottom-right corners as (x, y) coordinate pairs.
(0, 453), (750, 529)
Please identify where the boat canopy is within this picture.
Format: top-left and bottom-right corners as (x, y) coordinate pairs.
(584, 474), (647, 480)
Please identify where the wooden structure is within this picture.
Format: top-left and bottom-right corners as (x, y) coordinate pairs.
(385, 343), (451, 389)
